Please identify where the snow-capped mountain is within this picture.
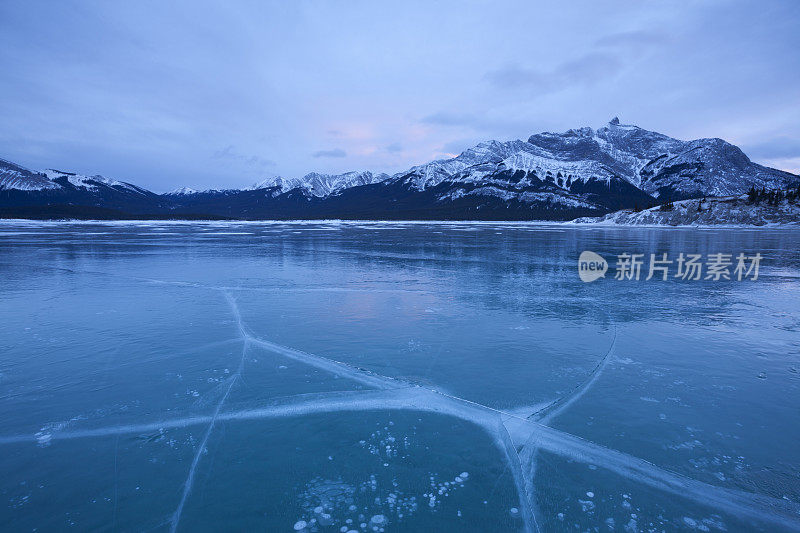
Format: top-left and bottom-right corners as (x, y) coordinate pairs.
(0, 160), (151, 196)
(392, 118), (795, 204)
(248, 170), (389, 197)
(42, 169), (151, 195)
(167, 186), (199, 196)
(0, 158), (59, 191)
(0, 161), (164, 218)
(2, 119), (798, 220)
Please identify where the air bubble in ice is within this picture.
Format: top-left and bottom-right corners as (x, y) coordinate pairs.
(578, 499), (595, 512)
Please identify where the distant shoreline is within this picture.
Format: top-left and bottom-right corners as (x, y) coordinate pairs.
(1, 217), (798, 229)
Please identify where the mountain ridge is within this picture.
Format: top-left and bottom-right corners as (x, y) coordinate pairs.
(2, 119), (797, 221)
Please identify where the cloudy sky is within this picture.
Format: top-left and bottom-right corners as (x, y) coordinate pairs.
(1, 0), (798, 191)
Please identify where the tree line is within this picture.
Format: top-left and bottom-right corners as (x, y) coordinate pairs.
(747, 184), (800, 205)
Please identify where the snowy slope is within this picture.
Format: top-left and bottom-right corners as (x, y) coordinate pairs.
(249, 171), (389, 197)
(0, 159), (60, 191)
(573, 195), (800, 226)
(380, 118), (797, 214)
(0, 165), (163, 217)
(43, 169), (150, 194)
(399, 118), (795, 199)
(168, 187), (199, 196)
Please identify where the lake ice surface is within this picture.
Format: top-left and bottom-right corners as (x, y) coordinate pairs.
(0, 221), (799, 532)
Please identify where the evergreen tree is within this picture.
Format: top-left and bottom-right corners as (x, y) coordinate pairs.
(747, 185), (757, 203)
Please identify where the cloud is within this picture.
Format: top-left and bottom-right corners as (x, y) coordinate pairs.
(385, 142), (403, 153)
(421, 112), (480, 127)
(312, 148), (347, 158)
(485, 53), (621, 94)
(419, 110), (540, 138)
(741, 137), (800, 160)
(595, 30), (668, 49)
(440, 139), (474, 155)
(212, 145), (275, 169)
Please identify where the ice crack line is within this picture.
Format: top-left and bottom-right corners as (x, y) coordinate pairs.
(229, 303), (539, 532)
(496, 419), (539, 533)
(169, 293), (249, 533)
(230, 323), (800, 532)
(224, 324), (800, 531)
(247, 336), (403, 390)
(169, 291), (406, 532)
(4, 292), (799, 531)
(517, 327), (617, 530)
(227, 295), (409, 391)
(2, 388), (799, 530)
(528, 327), (617, 424)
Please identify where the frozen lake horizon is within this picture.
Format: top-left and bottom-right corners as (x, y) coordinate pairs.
(1, 221), (798, 532)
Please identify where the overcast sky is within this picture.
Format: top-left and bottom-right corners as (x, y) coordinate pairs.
(1, 0), (798, 192)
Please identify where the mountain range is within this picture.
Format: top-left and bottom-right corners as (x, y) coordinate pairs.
(1, 118), (797, 220)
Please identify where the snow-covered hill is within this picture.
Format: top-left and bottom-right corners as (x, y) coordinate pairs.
(0, 161), (162, 217)
(572, 195), (800, 226)
(42, 169), (150, 195)
(0, 159), (59, 191)
(0, 159), (151, 196)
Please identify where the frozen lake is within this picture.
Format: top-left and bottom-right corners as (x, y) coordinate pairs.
(1, 221), (799, 532)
